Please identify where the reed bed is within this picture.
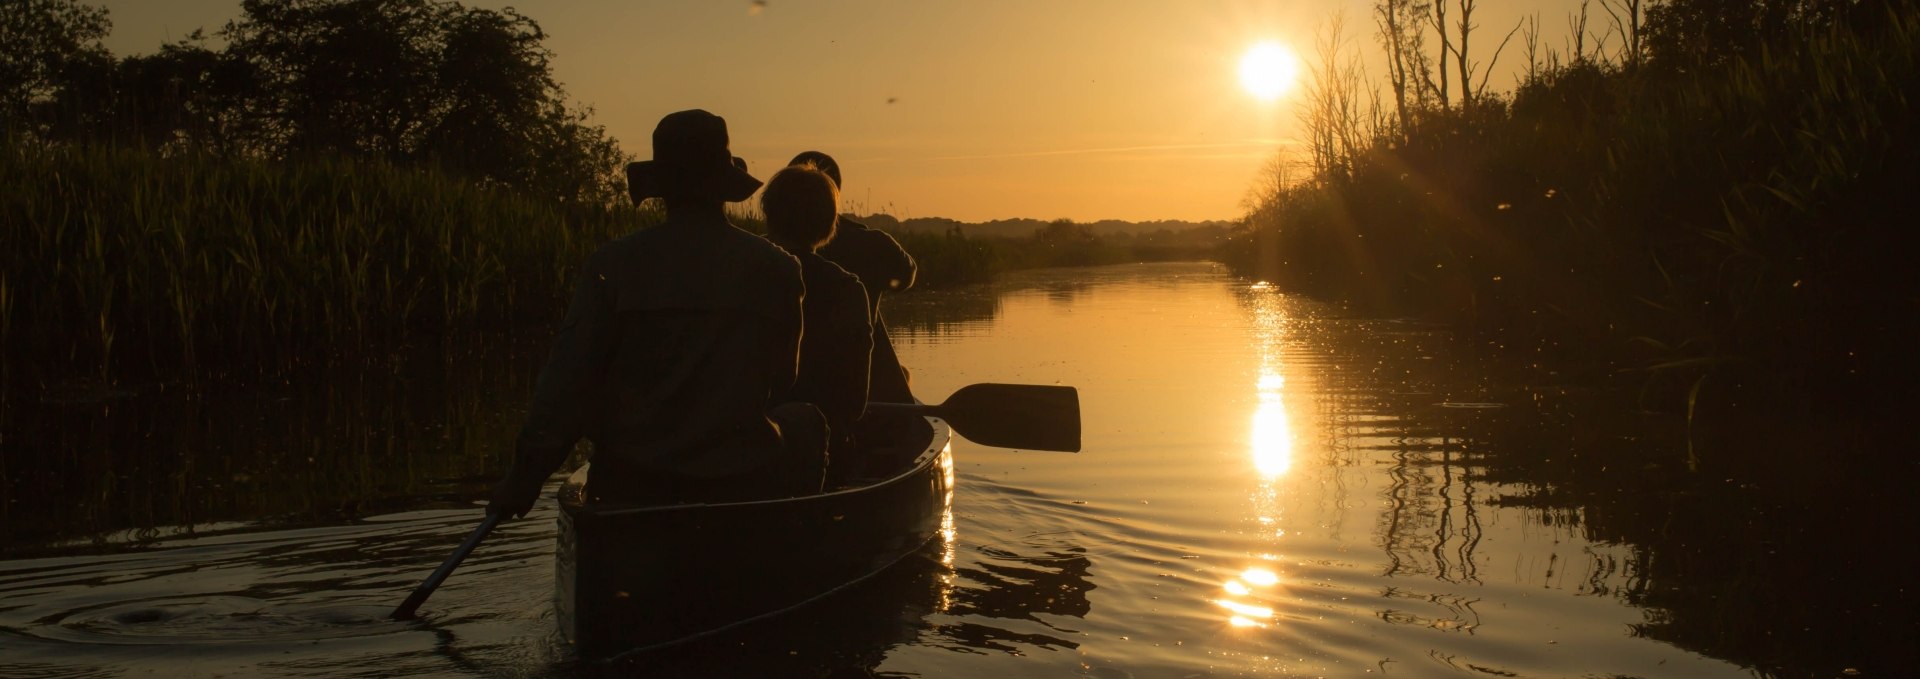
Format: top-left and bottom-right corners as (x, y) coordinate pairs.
(891, 229), (1002, 288)
(1, 143), (655, 389)
(1224, 10), (1919, 410)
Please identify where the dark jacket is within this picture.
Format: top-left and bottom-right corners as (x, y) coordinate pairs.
(788, 252), (872, 452)
(818, 216), (917, 403)
(506, 215), (803, 496)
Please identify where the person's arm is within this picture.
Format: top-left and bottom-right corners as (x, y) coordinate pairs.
(877, 230), (918, 293)
(489, 255), (616, 518)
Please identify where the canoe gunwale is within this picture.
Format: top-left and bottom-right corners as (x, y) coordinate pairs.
(559, 416), (954, 664)
(560, 416), (951, 519)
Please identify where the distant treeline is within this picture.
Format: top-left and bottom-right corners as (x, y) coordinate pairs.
(862, 214), (1235, 239)
(1222, 0), (1918, 412)
(868, 217), (1229, 288)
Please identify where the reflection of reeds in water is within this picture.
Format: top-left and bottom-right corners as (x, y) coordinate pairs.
(1373, 426), (1486, 585)
(1250, 310), (1496, 586)
(1, 334), (545, 548)
(885, 288), (1005, 340)
(1288, 308), (1918, 674)
(1377, 586), (1483, 634)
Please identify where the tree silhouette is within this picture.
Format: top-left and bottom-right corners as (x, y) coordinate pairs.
(1644, 0), (1869, 69)
(5, 0), (626, 203)
(220, 0), (625, 202)
(0, 0), (112, 138)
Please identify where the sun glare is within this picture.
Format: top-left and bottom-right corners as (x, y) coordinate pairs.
(1239, 41), (1301, 101)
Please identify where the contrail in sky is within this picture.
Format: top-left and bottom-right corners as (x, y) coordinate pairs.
(918, 140), (1295, 162)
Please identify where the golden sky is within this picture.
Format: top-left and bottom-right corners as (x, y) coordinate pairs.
(98, 0), (1590, 222)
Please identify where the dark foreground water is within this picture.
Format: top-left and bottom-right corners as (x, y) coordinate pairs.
(1, 262), (1911, 678)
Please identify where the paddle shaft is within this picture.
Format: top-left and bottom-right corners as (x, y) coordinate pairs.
(391, 512), (504, 620)
(865, 402), (940, 417)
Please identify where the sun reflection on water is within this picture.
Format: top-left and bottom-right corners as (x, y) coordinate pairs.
(936, 440), (958, 613)
(1231, 284), (1295, 631)
(1251, 371), (1294, 477)
(1217, 566), (1283, 628)
(1240, 567), (1279, 586)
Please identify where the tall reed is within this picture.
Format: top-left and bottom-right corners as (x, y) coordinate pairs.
(1, 143), (656, 389)
(891, 229), (1002, 288)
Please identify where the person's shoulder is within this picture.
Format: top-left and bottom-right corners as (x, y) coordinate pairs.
(806, 253), (862, 287)
(718, 224), (800, 293)
(715, 222), (797, 261)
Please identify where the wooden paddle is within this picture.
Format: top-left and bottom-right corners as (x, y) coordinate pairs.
(866, 383), (1082, 452)
(391, 511), (504, 620)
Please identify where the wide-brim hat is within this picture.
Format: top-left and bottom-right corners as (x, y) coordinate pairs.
(627, 109), (762, 204)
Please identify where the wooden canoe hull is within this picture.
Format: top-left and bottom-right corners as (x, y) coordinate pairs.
(555, 417), (953, 662)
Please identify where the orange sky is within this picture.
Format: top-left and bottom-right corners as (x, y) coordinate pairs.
(99, 0), (1593, 222)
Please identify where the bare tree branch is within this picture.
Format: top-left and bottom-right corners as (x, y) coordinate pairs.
(1475, 18), (1526, 99)
(1519, 13), (1541, 85)
(1566, 0), (1591, 62)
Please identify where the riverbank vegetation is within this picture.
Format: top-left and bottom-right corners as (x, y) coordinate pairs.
(1222, 3), (1920, 671)
(2, 0), (643, 393)
(1, 142), (652, 390)
(882, 218), (1227, 288)
(2, 0), (627, 202)
(2, 0), (1224, 393)
(1223, 0), (1918, 424)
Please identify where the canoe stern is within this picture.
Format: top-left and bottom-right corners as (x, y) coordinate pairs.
(555, 417), (952, 661)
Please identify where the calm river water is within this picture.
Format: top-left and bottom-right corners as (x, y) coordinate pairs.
(1, 262), (1909, 678)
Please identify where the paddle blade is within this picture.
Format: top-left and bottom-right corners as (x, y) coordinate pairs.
(939, 383), (1081, 452)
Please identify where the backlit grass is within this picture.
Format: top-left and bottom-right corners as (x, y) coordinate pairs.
(1, 143), (655, 389)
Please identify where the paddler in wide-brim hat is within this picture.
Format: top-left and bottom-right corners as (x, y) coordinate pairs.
(626, 109), (763, 204)
(492, 109), (824, 518)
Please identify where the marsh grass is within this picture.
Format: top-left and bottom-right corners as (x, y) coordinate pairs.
(1226, 9), (1919, 416)
(891, 229), (1002, 288)
(1, 142), (656, 390)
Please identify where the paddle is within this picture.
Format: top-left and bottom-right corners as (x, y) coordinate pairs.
(391, 511), (504, 621)
(866, 383), (1081, 452)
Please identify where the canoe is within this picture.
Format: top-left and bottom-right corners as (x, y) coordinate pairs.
(553, 415), (954, 662)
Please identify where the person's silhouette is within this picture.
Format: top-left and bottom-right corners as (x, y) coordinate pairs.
(788, 151), (918, 406)
(762, 163), (873, 481)
(490, 109), (818, 515)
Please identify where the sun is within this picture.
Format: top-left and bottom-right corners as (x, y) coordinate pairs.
(1239, 41), (1301, 101)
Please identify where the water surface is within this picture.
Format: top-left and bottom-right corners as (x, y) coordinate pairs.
(1, 262), (1906, 677)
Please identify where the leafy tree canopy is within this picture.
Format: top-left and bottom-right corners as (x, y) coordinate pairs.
(0, 0), (112, 133)
(5, 0), (627, 204)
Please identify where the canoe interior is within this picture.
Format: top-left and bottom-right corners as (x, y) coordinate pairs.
(555, 416), (953, 662)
